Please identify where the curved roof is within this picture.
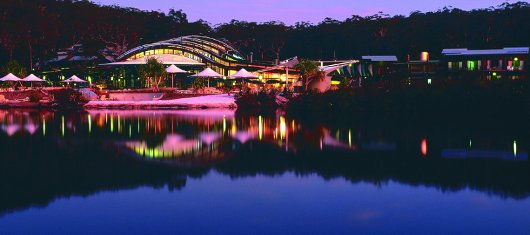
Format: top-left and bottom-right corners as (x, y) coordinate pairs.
(117, 35), (247, 67)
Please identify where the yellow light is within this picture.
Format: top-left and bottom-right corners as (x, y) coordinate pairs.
(231, 118), (237, 136)
(42, 118), (46, 136)
(259, 115), (263, 140)
(280, 75), (287, 82)
(88, 114), (92, 134)
(331, 81), (341, 85)
(223, 116), (227, 133)
(348, 129), (352, 147)
(514, 57), (519, 61)
(420, 52), (429, 62)
(280, 116), (286, 140)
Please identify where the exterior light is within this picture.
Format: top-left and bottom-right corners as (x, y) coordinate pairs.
(514, 57), (519, 61)
(492, 72), (497, 76)
(421, 139), (428, 156)
(427, 78), (432, 85)
(420, 52), (429, 62)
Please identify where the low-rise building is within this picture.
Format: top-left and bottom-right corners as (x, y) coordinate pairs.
(441, 47), (529, 79)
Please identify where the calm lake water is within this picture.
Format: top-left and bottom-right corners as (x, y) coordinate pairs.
(0, 109), (529, 234)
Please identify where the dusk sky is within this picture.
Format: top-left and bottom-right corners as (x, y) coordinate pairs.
(95, 0), (521, 25)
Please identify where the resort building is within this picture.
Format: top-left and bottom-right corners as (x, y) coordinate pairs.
(399, 52), (439, 79)
(104, 35), (299, 89)
(360, 55), (399, 79)
(441, 47), (529, 79)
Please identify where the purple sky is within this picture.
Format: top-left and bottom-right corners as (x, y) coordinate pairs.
(95, 0), (522, 25)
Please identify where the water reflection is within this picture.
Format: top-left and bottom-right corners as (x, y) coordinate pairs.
(0, 109), (529, 217)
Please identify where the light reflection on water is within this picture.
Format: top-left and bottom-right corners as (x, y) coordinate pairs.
(0, 109), (529, 234)
(0, 109), (528, 162)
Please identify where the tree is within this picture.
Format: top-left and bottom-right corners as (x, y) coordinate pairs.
(191, 77), (206, 93)
(168, 9), (188, 24)
(1, 60), (27, 77)
(294, 60), (325, 92)
(138, 58), (166, 91)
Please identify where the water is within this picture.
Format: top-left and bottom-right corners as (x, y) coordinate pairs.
(0, 109), (529, 234)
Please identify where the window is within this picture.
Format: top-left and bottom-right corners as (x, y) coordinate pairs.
(467, 61), (476, 71)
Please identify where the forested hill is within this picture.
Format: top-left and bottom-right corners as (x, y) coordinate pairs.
(1, 0), (529, 68)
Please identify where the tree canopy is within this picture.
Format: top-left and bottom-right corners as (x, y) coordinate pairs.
(1, 1), (529, 70)
(138, 57), (166, 91)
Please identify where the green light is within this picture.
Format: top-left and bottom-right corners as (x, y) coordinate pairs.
(110, 116), (114, 133)
(492, 72), (497, 76)
(467, 61), (476, 71)
(42, 118), (46, 136)
(61, 116), (65, 137)
(514, 57), (519, 61)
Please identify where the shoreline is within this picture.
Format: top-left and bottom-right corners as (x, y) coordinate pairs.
(84, 94), (237, 110)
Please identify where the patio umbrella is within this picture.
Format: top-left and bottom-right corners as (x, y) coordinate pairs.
(191, 68), (223, 87)
(0, 73), (23, 88)
(61, 75), (88, 83)
(166, 64), (187, 88)
(23, 74), (45, 87)
(230, 68), (258, 86)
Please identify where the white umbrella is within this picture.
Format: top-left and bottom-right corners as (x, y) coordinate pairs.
(61, 75), (88, 83)
(23, 74), (44, 88)
(230, 68), (258, 86)
(23, 74), (44, 82)
(191, 68), (223, 87)
(0, 73), (22, 82)
(231, 69), (257, 79)
(0, 73), (23, 88)
(166, 64), (187, 88)
(166, 64), (187, 73)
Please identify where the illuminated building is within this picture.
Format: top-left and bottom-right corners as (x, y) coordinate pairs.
(103, 35), (299, 88)
(442, 47), (529, 80)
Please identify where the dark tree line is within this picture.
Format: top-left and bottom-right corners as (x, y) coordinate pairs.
(1, 0), (529, 69)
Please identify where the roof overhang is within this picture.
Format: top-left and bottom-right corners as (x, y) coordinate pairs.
(101, 54), (205, 66)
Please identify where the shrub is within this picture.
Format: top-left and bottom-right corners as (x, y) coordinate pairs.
(28, 92), (43, 102)
(50, 89), (88, 108)
(235, 90), (279, 111)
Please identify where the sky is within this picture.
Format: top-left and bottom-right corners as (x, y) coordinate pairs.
(95, 0), (524, 25)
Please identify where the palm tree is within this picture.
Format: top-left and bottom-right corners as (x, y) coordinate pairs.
(138, 58), (167, 91)
(294, 59), (324, 92)
(1, 60), (27, 77)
